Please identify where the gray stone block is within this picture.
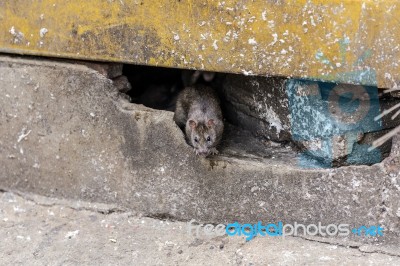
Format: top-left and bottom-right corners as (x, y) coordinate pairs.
(0, 55), (399, 241)
(220, 74), (291, 142)
(220, 74), (400, 166)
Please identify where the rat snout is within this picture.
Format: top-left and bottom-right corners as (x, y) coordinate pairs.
(196, 148), (210, 156)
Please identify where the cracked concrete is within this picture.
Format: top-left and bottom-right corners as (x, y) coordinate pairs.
(219, 75), (398, 166)
(0, 191), (399, 265)
(0, 55), (399, 249)
(0, 192), (400, 265)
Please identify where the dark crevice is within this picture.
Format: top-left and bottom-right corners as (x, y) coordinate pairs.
(122, 65), (219, 111)
(144, 213), (179, 222)
(1, 188), (128, 215)
(119, 62), (397, 168)
(297, 235), (400, 258)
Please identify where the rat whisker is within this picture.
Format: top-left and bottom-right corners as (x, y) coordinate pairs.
(369, 125), (400, 151)
(383, 87), (400, 94)
(392, 109), (400, 120)
(374, 102), (400, 121)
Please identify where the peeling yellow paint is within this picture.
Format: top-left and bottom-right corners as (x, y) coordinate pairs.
(0, 0), (399, 88)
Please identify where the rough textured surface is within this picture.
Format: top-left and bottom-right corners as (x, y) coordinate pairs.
(220, 74), (400, 165)
(0, 56), (399, 243)
(2, 1), (400, 88)
(219, 75), (290, 142)
(74, 61), (123, 79)
(1, 191), (399, 265)
(112, 75), (132, 93)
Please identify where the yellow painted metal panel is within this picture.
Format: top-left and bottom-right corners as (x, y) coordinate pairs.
(0, 0), (399, 88)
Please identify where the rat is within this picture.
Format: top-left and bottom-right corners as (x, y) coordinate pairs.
(181, 70), (216, 87)
(174, 84), (224, 156)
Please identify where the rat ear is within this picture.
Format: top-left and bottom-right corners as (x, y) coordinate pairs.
(189, 120), (197, 128)
(202, 72), (215, 82)
(207, 119), (215, 127)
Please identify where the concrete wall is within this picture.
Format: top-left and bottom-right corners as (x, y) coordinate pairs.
(1, 55), (399, 242)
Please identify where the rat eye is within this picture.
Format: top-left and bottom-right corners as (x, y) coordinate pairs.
(207, 136), (211, 142)
(194, 137), (199, 143)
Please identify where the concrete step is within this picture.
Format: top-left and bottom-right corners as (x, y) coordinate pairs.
(1, 191), (399, 265)
(0, 55), (399, 243)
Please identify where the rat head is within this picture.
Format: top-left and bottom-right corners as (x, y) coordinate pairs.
(187, 119), (217, 156)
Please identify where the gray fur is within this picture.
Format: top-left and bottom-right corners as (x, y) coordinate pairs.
(174, 85), (224, 156)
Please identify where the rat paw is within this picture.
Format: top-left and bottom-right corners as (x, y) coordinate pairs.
(209, 148), (219, 155)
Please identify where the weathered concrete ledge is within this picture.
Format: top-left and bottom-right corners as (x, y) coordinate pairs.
(0, 55), (399, 242)
(2, 1), (400, 88)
